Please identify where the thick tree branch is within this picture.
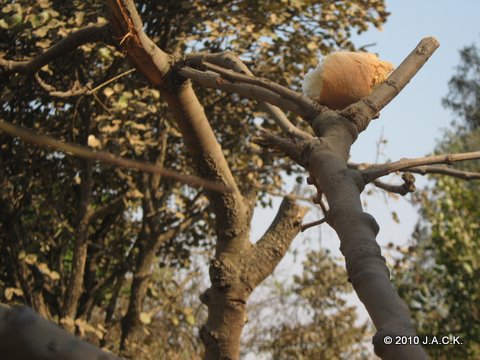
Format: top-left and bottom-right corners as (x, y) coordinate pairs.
(0, 305), (119, 360)
(360, 151), (480, 183)
(105, 0), (171, 87)
(259, 105), (428, 358)
(106, 4), (254, 358)
(106, 0), (249, 250)
(247, 196), (308, 286)
(0, 119), (229, 193)
(0, 23), (110, 75)
(340, 37), (440, 132)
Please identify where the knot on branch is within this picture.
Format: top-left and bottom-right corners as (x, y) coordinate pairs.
(401, 172), (416, 192)
(253, 130), (312, 167)
(165, 58), (191, 91)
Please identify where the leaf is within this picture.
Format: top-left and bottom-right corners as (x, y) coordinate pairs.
(103, 87), (114, 97)
(87, 134), (102, 148)
(33, 26), (49, 37)
(4, 287), (23, 300)
(139, 312), (152, 325)
(24, 254), (38, 265)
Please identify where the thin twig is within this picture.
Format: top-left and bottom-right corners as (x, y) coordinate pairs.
(0, 120), (231, 193)
(301, 218), (326, 232)
(408, 165), (480, 181)
(88, 68), (136, 94)
(251, 184), (312, 201)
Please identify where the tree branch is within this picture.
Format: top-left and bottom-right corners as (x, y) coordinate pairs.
(35, 72), (91, 98)
(0, 23), (110, 75)
(179, 66), (306, 118)
(0, 120), (230, 193)
(372, 177), (416, 196)
(408, 165), (480, 180)
(361, 151), (480, 183)
(0, 305), (119, 360)
(198, 61), (325, 120)
(247, 196), (308, 291)
(186, 52), (313, 140)
(340, 37), (440, 132)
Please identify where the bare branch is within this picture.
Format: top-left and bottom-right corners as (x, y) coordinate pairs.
(179, 66), (306, 117)
(200, 61), (325, 118)
(0, 120), (231, 193)
(0, 23), (110, 75)
(187, 52), (313, 140)
(301, 217), (326, 232)
(408, 165), (480, 180)
(253, 130), (312, 167)
(361, 151), (480, 183)
(341, 37), (440, 132)
(372, 178), (415, 196)
(35, 72), (91, 97)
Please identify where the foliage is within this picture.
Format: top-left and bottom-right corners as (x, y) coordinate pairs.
(0, 0), (388, 356)
(393, 44), (480, 359)
(245, 249), (369, 359)
(442, 44), (480, 129)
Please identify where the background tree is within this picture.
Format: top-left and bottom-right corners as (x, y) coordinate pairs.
(393, 44), (480, 359)
(0, 1), (389, 359)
